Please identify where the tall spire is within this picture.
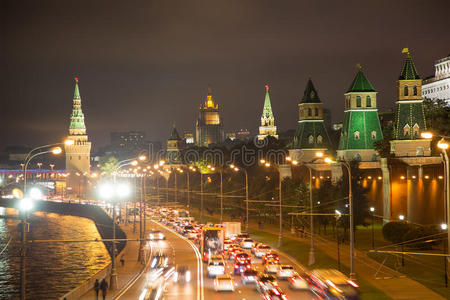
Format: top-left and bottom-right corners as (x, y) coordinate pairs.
(205, 86), (216, 108)
(263, 84), (273, 116)
(301, 78), (321, 103)
(69, 77), (87, 136)
(168, 123), (181, 141)
(399, 48), (420, 80)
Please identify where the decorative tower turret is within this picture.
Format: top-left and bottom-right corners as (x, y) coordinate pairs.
(65, 77), (91, 194)
(166, 123), (183, 164)
(258, 84), (278, 140)
(390, 48), (431, 157)
(290, 78), (332, 162)
(195, 87), (224, 147)
(337, 66), (383, 161)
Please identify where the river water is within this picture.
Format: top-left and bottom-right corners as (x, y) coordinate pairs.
(0, 209), (111, 299)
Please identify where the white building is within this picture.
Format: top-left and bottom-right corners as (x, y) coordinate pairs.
(422, 54), (450, 104)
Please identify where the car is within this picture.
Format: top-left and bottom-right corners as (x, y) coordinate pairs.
(264, 259), (279, 274)
(310, 269), (360, 300)
(252, 244), (271, 258)
(241, 268), (258, 285)
(187, 230), (197, 240)
(182, 225), (195, 236)
(235, 233), (250, 243)
(262, 252), (280, 264)
(207, 258), (225, 277)
(234, 261), (251, 275)
(228, 247), (243, 261)
(149, 230), (165, 241)
(174, 266), (191, 283)
(276, 265), (296, 279)
(224, 239), (233, 250)
(240, 238), (254, 249)
(214, 274), (235, 292)
(150, 254), (168, 269)
(288, 273), (312, 290)
(234, 252), (251, 264)
(261, 287), (288, 300)
(256, 273), (278, 292)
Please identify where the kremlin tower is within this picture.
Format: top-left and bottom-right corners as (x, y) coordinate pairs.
(257, 84), (278, 140)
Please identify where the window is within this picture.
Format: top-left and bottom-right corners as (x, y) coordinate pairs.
(413, 123), (419, 137)
(317, 135), (323, 144)
(403, 124), (410, 136)
(371, 130), (377, 139)
(308, 108), (312, 116)
(354, 153), (361, 161)
(366, 96), (372, 107)
(404, 85), (408, 96)
(372, 153), (378, 161)
(356, 96), (361, 107)
(308, 135), (314, 144)
(315, 108), (319, 116)
(354, 131), (360, 140)
(413, 86), (417, 96)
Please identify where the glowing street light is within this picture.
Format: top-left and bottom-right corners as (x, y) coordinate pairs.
(29, 187), (42, 200)
(441, 223), (448, 230)
(438, 139), (449, 150)
(52, 147), (62, 155)
(399, 215), (405, 221)
(64, 139), (75, 146)
(315, 151), (324, 158)
(420, 132), (433, 139)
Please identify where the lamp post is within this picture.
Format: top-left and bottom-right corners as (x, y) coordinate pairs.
(18, 197), (34, 300)
(24, 147), (63, 194)
(441, 223), (448, 287)
(370, 207), (375, 249)
(325, 157), (355, 280)
(231, 165), (249, 232)
(437, 138), (450, 278)
(304, 164), (315, 265)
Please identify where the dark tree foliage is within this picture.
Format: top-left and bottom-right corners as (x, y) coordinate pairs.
(423, 98), (450, 137)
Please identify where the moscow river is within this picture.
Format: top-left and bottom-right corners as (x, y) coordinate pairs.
(0, 208), (110, 299)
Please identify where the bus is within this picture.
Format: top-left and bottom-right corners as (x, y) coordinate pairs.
(200, 227), (225, 262)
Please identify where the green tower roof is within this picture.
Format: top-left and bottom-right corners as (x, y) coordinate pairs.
(74, 77), (80, 99)
(168, 123), (181, 141)
(301, 78), (321, 103)
(262, 84), (274, 117)
(399, 49), (420, 80)
(347, 67), (376, 93)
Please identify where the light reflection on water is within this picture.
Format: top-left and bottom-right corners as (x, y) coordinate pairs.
(0, 212), (110, 299)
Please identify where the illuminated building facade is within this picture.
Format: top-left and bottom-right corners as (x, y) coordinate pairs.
(422, 54), (450, 104)
(195, 87), (224, 147)
(166, 124), (182, 164)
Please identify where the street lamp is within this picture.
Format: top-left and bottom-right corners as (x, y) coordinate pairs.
(261, 157), (298, 247)
(18, 195), (34, 300)
(370, 207), (375, 249)
(325, 157), (356, 280)
(24, 146), (62, 194)
(231, 165), (249, 232)
(399, 214), (405, 221)
(437, 138), (450, 280)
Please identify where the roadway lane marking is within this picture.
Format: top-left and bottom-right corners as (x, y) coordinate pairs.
(152, 221), (204, 300)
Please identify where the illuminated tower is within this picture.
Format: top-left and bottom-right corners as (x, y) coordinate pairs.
(390, 48), (431, 157)
(65, 78), (91, 177)
(337, 66), (383, 161)
(195, 87), (224, 147)
(166, 123), (183, 164)
(257, 84), (278, 140)
(290, 78), (332, 162)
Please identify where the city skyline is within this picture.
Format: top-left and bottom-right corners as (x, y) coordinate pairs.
(1, 1), (449, 149)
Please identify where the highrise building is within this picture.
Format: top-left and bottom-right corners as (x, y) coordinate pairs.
(257, 84), (278, 140)
(422, 53), (450, 103)
(337, 66), (383, 161)
(195, 87), (224, 147)
(390, 49), (431, 157)
(64, 78), (91, 192)
(290, 78), (332, 162)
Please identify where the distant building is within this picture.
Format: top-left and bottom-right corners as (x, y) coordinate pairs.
(422, 54), (450, 103)
(226, 132), (236, 141)
(290, 78), (332, 162)
(236, 129), (251, 141)
(166, 124), (182, 164)
(257, 84), (278, 140)
(195, 87), (224, 147)
(111, 131), (145, 150)
(337, 66), (383, 162)
(390, 49), (431, 157)
(184, 132), (194, 145)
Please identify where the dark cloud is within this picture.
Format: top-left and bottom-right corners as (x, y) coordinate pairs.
(1, 0), (449, 149)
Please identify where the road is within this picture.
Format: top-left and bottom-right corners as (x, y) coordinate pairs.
(118, 217), (319, 300)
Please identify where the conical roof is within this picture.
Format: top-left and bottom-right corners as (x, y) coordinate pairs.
(399, 49), (420, 80)
(347, 66), (376, 93)
(168, 123), (181, 141)
(301, 78), (321, 103)
(69, 77), (86, 132)
(263, 84), (273, 112)
(74, 77), (80, 99)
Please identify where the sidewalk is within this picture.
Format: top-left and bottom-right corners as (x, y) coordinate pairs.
(249, 220), (446, 300)
(80, 221), (145, 300)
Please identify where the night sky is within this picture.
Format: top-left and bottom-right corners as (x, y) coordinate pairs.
(1, 0), (449, 151)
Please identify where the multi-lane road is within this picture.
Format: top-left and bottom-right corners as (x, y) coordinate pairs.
(118, 217), (319, 300)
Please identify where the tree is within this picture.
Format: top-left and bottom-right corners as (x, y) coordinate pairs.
(423, 98), (450, 137)
(99, 155), (119, 177)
